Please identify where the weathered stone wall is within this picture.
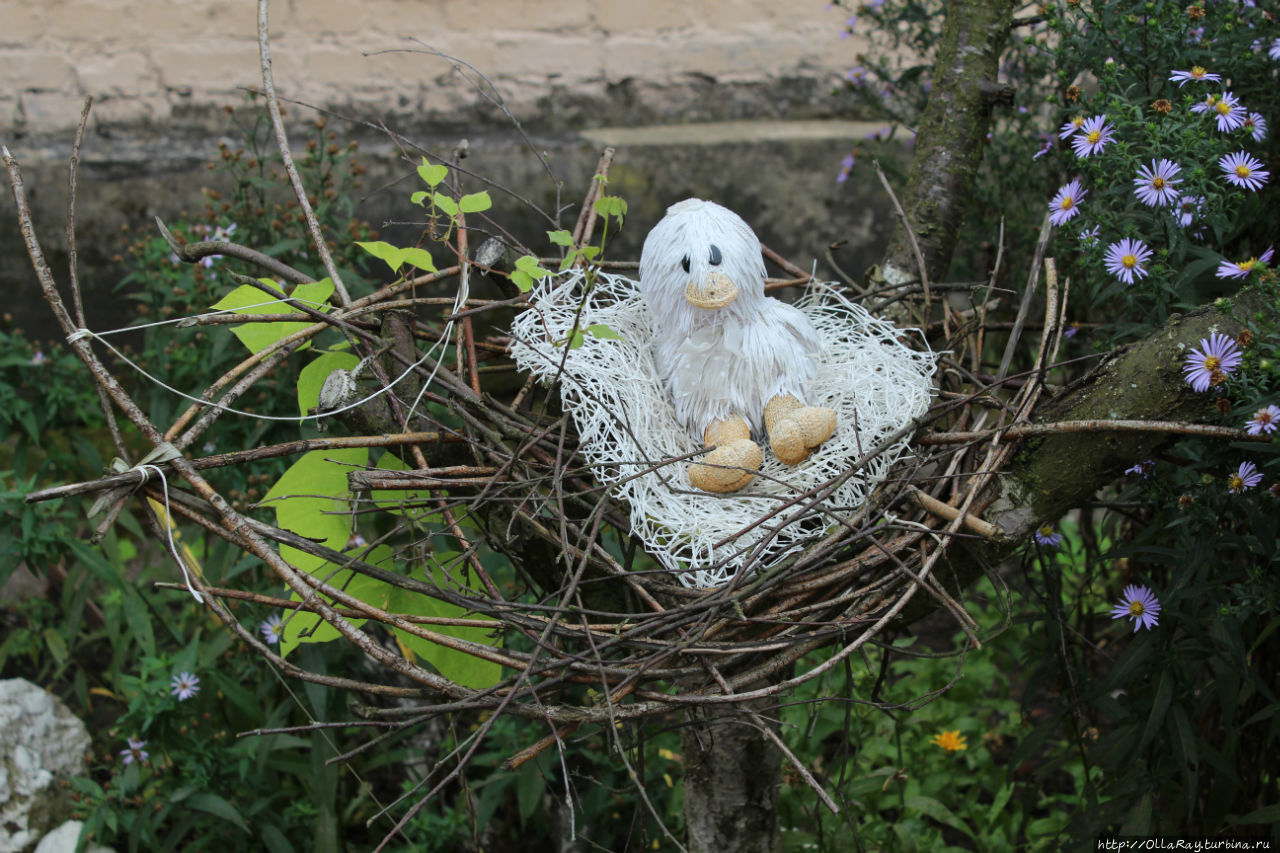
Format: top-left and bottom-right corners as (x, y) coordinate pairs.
(0, 2), (902, 340)
(1, 0), (871, 140)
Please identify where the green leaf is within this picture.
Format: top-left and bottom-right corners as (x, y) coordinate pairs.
(516, 761), (545, 823)
(209, 278), (334, 355)
(1232, 804), (1280, 826)
(567, 330), (585, 349)
(458, 191), (492, 214)
(547, 229), (575, 247)
(399, 247), (436, 273)
(514, 254), (551, 278)
(409, 191), (429, 206)
(261, 448), (367, 549)
(275, 548), (390, 656)
(356, 241), (406, 273)
(260, 824), (296, 853)
(904, 794), (974, 839)
(387, 556), (502, 689)
(290, 279), (338, 313)
(186, 792), (249, 833)
(432, 192), (459, 218)
(985, 783), (1014, 827)
(275, 551), (398, 654)
(585, 323), (622, 341)
(261, 448), (371, 656)
(296, 351), (361, 417)
(510, 270), (534, 293)
(592, 194), (628, 224)
(42, 627), (69, 666)
(1138, 669), (1174, 751)
(417, 159), (448, 187)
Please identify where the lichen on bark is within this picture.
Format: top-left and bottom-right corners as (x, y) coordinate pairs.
(873, 0), (1017, 296)
(1001, 292), (1260, 532)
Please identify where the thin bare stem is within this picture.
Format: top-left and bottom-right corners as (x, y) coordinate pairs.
(256, 0), (351, 306)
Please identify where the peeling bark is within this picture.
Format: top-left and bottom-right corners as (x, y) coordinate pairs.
(680, 701), (781, 853)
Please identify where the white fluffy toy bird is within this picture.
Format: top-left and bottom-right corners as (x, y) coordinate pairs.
(638, 198), (837, 493)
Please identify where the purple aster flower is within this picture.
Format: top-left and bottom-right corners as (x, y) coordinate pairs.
(1216, 246), (1275, 280)
(1211, 91), (1246, 132)
(1227, 460), (1263, 493)
(1032, 137), (1053, 160)
(1048, 179), (1087, 225)
(846, 66), (869, 85)
(1103, 238), (1153, 285)
(1125, 459), (1154, 478)
(1174, 194), (1204, 228)
(1242, 112), (1268, 143)
(1071, 115), (1116, 158)
(1110, 585), (1161, 632)
(1033, 525), (1062, 547)
(1270, 37), (1280, 61)
(1245, 405), (1280, 436)
(170, 671), (200, 701)
(1190, 93), (1218, 115)
(1219, 151), (1270, 190)
(836, 152), (856, 184)
(1133, 159), (1182, 207)
(1182, 332), (1243, 392)
(261, 612), (284, 645)
(1169, 66), (1222, 86)
(840, 15), (857, 38)
(120, 736), (149, 765)
(1059, 115), (1086, 139)
(1079, 225), (1101, 246)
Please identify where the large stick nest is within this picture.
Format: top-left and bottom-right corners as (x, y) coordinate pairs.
(8, 107), (1067, 789)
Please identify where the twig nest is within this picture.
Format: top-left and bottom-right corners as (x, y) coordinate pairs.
(510, 270), (935, 589)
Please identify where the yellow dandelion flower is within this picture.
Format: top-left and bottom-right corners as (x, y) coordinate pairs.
(930, 730), (968, 752)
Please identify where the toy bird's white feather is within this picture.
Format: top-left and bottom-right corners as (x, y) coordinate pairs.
(638, 198), (822, 438)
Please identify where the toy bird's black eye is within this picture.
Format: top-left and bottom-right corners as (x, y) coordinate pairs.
(680, 255), (691, 273)
(708, 244), (722, 266)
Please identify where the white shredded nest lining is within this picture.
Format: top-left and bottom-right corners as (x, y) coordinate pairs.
(508, 270), (935, 589)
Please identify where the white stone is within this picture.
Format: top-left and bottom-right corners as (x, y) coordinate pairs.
(34, 821), (114, 853)
(0, 679), (92, 853)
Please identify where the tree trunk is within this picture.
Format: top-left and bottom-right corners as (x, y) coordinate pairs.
(679, 701), (781, 853)
(871, 0), (1017, 301)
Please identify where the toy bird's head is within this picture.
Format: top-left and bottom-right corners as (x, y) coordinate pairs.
(638, 199), (767, 332)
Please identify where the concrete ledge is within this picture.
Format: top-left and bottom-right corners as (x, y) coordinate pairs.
(579, 120), (894, 148)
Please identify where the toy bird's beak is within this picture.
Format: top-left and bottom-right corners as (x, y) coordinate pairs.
(685, 271), (738, 309)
